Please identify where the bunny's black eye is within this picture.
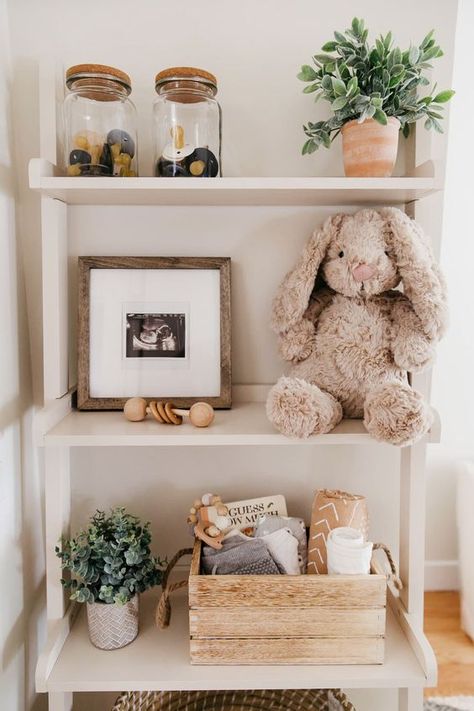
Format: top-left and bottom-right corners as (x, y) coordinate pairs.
(385, 250), (390, 256)
(338, 251), (344, 258)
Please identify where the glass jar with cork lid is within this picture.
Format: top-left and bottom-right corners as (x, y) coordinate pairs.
(63, 63), (138, 177)
(153, 67), (221, 177)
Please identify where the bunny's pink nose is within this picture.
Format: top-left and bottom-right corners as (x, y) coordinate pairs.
(352, 263), (376, 282)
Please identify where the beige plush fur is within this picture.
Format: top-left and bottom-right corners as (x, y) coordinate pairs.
(267, 208), (447, 446)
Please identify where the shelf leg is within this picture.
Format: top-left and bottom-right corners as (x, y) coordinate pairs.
(41, 196), (69, 401)
(45, 446), (71, 619)
(399, 442), (427, 620)
(399, 687), (423, 711)
(48, 691), (73, 711)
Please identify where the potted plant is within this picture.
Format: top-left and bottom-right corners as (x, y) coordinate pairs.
(298, 18), (454, 176)
(56, 507), (165, 650)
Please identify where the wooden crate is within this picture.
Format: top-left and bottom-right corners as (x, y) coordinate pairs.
(188, 539), (386, 665)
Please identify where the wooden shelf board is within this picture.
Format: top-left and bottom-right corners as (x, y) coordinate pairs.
(29, 159), (441, 207)
(43, 592), (430, 693)
(42, 401), (439, 448)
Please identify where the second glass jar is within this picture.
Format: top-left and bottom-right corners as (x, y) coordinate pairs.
(153, 67), (221, 177)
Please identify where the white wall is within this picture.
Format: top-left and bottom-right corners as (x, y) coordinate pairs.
(2, 1), (461, 709)
(0, 1), (46, 710)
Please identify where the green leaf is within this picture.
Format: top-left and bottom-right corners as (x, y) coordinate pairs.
(422, 46), (441, 61)
(383, 31), (392, 49)
(388, 77), (400, 89)
(322, 41), (338, 52)
(424, 117), (433, 130)
(347, 76), (358, 96)
(321, 132), (331, 148)
(374, 108), (388, 125)
(408, 46), (420, 65)
(334, 31), (346, 43)
(351, 17), (360, 35)
(297, 65), (318, 82)
(332, 77), (346, 96)
(314, 53), (337, 64)
(402, 122), (410, 138)
(321, 75), (332, 91)
(433, 89), (455, 104)
(369, 48), (379, 65)
(420, 29), (435, 49)
(375, 39), (385, 58)
(303, 83), (319, 93)
(393, 47), (402, 66)
(391, 64), (405, 76)
(332, 96), (348, 111)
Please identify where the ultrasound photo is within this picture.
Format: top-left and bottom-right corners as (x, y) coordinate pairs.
(125, 313), (186, 358)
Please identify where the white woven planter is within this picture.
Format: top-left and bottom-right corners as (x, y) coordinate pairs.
(86, 595), (139, 650)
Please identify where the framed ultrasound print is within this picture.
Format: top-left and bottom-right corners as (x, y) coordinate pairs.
(77, 256), (231, 410)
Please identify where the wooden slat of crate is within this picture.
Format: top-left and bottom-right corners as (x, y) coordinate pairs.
(189, 607), (386, 638)
(189, 573), (386, 609)
(190, 636), (385, 665)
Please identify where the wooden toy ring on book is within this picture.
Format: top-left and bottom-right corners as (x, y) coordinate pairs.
(123, 398), (215, 428)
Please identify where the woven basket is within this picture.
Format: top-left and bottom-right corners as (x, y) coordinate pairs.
(112, 689), (355, 710)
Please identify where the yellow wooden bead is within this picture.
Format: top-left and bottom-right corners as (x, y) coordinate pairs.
(189, 160), (206, 176)
(67, 164), (82, 176)
(110, 142), (121, 159)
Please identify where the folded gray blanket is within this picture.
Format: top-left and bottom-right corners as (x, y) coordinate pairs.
(201, 535), (282, 575)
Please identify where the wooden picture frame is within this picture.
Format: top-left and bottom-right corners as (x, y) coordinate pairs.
(77, 256), (231, 410)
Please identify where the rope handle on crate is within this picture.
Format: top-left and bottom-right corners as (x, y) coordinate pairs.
(155, 548), (193, 630)
(372, 542), (403, 590)
(329, 689), (356, 711)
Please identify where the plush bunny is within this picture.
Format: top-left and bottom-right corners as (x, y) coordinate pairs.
(267, 208), (447, 446)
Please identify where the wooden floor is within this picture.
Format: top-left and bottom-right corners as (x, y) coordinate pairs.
(424, 591), (474, 697)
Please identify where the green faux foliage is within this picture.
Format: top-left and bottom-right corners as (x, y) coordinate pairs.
(56, 508), (165, 605)
(298, 17), (455, 154)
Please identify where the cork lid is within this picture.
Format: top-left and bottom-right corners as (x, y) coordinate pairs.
(155, 66), (217, 92)
(66, 64), (132, 93)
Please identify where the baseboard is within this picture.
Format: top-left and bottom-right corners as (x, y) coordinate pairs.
(425, 560), (460, 591)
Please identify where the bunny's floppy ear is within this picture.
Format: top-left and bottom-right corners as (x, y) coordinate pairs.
(271, 214), (343, 333)
(380, 207), (448, 341)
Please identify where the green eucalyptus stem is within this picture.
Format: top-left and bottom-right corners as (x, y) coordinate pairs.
(298, 17), (454, 154)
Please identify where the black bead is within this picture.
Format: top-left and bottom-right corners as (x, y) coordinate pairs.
(69, 149), (91, 165)
(79, 164), (108, 176)
(99, 143), (113, 175)
(184, 147), (219, 177)
(156, 158), (188, 177)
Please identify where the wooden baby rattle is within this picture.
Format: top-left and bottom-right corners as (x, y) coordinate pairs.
(123, 398), (215, 428)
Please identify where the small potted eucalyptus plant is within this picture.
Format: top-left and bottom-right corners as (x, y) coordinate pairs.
(56, 507), (165, 650)
(298, 18), (454, 176)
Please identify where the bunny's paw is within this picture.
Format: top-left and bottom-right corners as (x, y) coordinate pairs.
(266, 376), (342, 438)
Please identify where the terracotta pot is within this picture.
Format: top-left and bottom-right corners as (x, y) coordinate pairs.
(341, 117), (400, 177)
(86, 595), (139, 650)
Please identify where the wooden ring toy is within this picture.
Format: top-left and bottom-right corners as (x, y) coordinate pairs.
(165, 401), (182, 425)
(123, 398), (215, 428)
(157, 400), (170, 424)
(149, 400), (165, 424)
